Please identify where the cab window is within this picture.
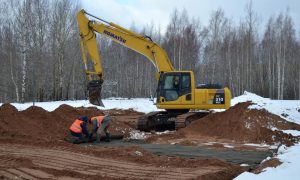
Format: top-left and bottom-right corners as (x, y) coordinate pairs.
(182, 74), (191, 89)
(163, 75), (180, 89)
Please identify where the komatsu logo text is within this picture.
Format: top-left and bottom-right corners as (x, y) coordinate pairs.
(103, 30), (126, 43)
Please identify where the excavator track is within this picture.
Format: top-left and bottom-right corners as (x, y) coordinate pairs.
(174, 111), (210, 130)
(137, 112), (162, 132)
(137, 111), (210, 132)
(174, 113), (195, 130)
(137, 111), (175, 132)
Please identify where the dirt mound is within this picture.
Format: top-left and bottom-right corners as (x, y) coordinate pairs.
(53, 104), (81, 118)
(103, 108), (144, 116)
(0, 104), (135, 143)
(148, 102), (300, 146)
(251, 158), (282, 174)
(0, 103), (18, 114)
(180, 102), (300, 145)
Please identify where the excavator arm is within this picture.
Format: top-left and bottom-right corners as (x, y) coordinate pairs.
(77, 10), (174, 105)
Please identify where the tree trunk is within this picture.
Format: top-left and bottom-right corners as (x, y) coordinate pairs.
(9, 51), (19, 102)
(21, 47), (27, 103)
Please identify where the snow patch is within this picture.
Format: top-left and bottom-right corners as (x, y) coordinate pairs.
(223, 144), (234, 148)
(235, 143), (300, 180)
(245, 122), (253, 129)
(240, 164), (250, 167)
(232, 91), (300, 125)
(261, 156), (271, 164)
(1, 98), (159, 113)
(281, 130), (300, 136)
(155, 130), (174, 135)
(129, 130), (147, 140)
(243, 143), (270, 147)
(134, 151), (143, 156)
(271, 127), (300, 136)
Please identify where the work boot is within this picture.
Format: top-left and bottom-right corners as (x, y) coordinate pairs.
(96, 133), (101, 143)
(88, 133), (93, 142)
(105, 132), (111, 142)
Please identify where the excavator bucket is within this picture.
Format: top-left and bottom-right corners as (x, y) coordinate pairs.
(87, 80), (104, 107)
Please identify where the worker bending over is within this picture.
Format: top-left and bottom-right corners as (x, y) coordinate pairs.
(69, 116), (90, 143)
(89, 115), (111, 143)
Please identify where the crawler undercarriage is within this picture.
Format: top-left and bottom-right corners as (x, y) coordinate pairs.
(137, 110), (210, 132)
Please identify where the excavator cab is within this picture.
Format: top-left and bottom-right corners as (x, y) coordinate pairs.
(87, 79), (104, 106)
(157, 72), (192, 105)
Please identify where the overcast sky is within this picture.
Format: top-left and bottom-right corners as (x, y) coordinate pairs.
(81, 0), (300, 35)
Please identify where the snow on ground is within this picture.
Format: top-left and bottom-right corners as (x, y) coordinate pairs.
(129, 130), (147, 140)
(272, 127), (300, 137)
(223, 144), (234, 148)
(235, 143), (300, 180)
(233, 92), (300, 180)
(243, 143), (278, 150)
(0, 98), (158, 113)
(232, 91), (300, 124)
(282, 130), (300, 136)
(240, 164), (250, 167)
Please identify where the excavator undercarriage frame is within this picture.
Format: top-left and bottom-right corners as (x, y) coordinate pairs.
(137, 110), (210, 132)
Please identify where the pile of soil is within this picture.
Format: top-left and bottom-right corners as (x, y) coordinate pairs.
(0, 103), (135, 143)
(148, 102), (300, 146)
(185, 102), (300, 145)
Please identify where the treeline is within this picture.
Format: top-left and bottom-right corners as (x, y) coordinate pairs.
(0, 0), (84, 103)
(0, 0), (299, 103)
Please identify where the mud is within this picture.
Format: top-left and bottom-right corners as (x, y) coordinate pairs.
(87, 140), (274, 166)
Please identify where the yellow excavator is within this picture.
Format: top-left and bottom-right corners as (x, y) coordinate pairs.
(77, 10), (231, 131)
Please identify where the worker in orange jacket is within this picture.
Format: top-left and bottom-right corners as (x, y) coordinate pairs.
(69, 116), (90, 143)
(89, 115), (111, 143)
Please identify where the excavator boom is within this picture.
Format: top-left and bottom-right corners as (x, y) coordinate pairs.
(77, 10), (174, 105)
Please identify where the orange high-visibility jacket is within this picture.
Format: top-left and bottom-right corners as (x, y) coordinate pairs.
(91, 116), (105, 127)
(69, 119), (83, 133)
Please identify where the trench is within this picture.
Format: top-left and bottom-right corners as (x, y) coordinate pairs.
(83, 140), (274, 167)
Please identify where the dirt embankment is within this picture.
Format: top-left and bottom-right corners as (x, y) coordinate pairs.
(148, 102), (300, 146)
(0, 103), (137, 144)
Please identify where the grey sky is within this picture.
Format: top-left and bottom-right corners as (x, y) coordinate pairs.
(81, 0), (300, 36)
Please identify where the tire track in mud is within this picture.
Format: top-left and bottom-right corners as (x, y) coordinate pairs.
(0, 144), (227, 179)
(0, 150), (200, 178)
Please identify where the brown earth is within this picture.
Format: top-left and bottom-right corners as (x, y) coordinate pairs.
(147, 102), (300, 147)
(251, 158), (282, 174)
(0, 103), (244, 179)
(0, 144), (243, 180)
(0, 103), (137, 143)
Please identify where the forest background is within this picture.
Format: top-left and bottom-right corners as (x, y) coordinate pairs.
(0, 0), (299, 103)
